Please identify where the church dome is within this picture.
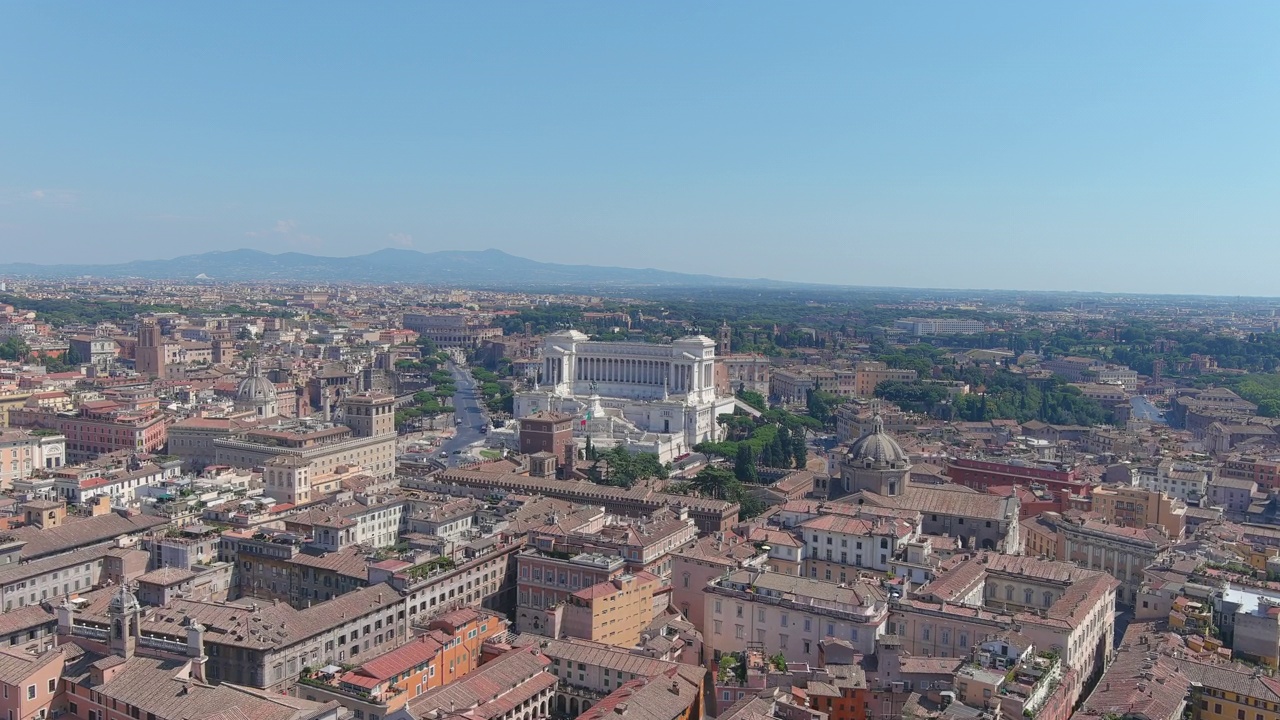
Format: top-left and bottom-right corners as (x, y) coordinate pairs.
(847, 416), (909, 466)
(236, 361), (277, 403)
(108, 584), (141, 615)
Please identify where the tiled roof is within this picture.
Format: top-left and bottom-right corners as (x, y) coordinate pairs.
(510, 635), (681, 678)
(135, 567), (198, 587)
(1077, 626), (1188, 720)
(578, 667), (701, 720)
(287, 546), (369, 579)
(7, 513), (168, 560)
(0, 644), (80, 686)
(349, 634), (444, 682)
(405, 645), (554, 720)
(0, 603), (56, 637)
(140, 583), (402, 650)
(0, 544), (114, 587)
(75, 654), (336, 720)
(860, 484), (1013, 521)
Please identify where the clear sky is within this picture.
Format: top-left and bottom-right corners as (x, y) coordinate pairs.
(2, 3), (1278, 294)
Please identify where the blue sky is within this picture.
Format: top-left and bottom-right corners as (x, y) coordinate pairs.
(2, 2), (1278, 294)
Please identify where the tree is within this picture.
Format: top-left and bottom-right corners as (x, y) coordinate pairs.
(735, 444), (758, 483)
(774, 425), (793, 469)
(736, 389), (767, 412)
(790, 433), (808, 469)
(805, 389), (840, 426)
(0, 337), (29, 361)
(63, 345), (83, 366)
(692, 466), (735, 500)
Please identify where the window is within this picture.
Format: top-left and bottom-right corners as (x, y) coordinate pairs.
(27, 685), (36, 700)
(48, 679), (56, 693)
(1024, 589), (1033, 605)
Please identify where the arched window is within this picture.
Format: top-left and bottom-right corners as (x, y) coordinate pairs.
(1024, 589), (1033, 605)
(1043, 591), (1053, 608)
(1005, 585), (1014, 601)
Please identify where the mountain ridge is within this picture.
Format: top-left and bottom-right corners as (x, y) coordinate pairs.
(0, 248), (797, 289)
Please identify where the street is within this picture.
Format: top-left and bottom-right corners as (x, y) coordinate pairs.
(1130, 395), (1167, 424)
(437, 360), (492, 467)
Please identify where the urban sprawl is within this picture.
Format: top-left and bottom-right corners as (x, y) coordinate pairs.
(3, 280), (1280, 720)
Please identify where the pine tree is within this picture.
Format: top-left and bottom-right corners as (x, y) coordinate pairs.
(776, 426), (793, 468)
(791, 434), (807, 469)
(735, 444), (758, 484)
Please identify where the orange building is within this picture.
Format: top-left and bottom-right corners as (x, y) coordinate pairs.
(299, 608), (507, 716)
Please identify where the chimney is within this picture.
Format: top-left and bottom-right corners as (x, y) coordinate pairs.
(670, 681), (680, 695)
(56, 599), (74, 636)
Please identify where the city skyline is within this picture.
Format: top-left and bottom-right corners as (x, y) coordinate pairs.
(3, 3), (1279, 294)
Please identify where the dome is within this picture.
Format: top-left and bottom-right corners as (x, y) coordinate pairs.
(108, 584), (141, 616)
(847, 415), (909, 466)
(236, 360), (277, 403)
(237, 374), (276, 402)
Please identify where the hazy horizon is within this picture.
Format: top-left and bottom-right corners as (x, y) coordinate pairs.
(3, 3), (1279, 295)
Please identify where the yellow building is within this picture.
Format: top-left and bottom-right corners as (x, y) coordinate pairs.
(0, 392), (33, 427)
(562, 571), (661, 648)
(1091, 484), (1186, 539)
(1185, 661), (1280, 720)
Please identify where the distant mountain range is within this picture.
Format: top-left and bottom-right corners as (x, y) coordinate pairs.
(0, 248), (802, 289)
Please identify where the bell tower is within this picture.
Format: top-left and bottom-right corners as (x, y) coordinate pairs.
(108, 584), (142, 659)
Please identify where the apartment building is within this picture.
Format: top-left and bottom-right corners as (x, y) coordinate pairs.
(890, 554), (1117, 709)
(387, 645), (555, 720)
(296, 608), (507, 718)
(562, 571), (662, 647)
(1089, 485), (1186, 539)
(1036, 512), (1171, 605)
(704, 570), (889, 664)
(1139, 458), (1213, 502)
(799, 512), (918, 580)
(503, 634), (708, 720)
(9, 402), (167, 463)
(516, 550), (627, 635)
(1219, 454), (1280, 490)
